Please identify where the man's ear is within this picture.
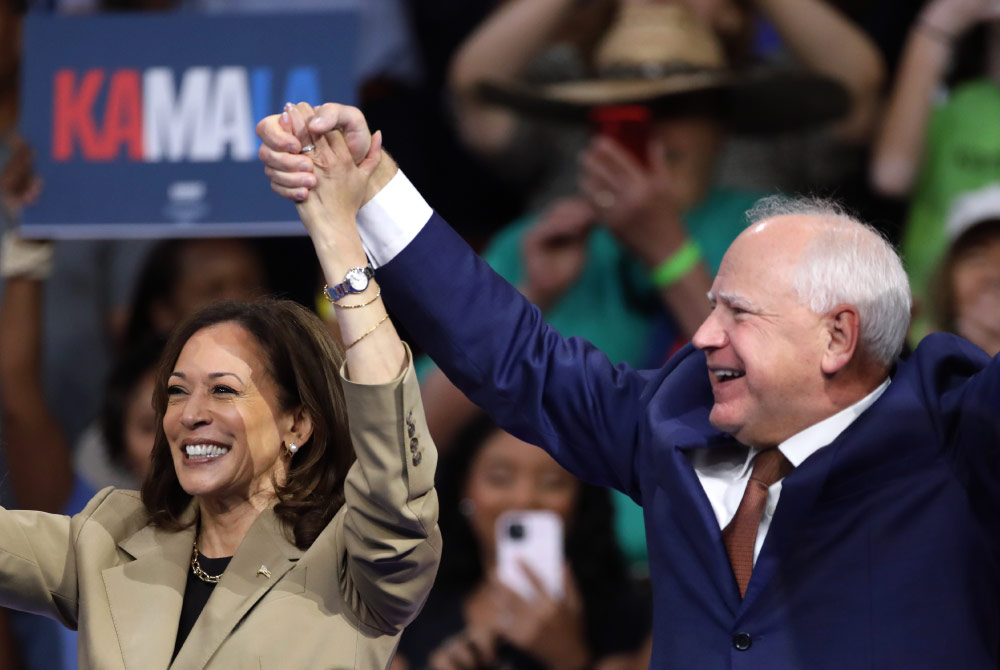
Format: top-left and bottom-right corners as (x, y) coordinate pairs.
(821, 304), (861, 375)
(284, 406), (315, 450)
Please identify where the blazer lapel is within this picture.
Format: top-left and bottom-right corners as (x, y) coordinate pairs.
(103, 508), (197, 670)
(172, 505), (302, 669)
(667, 431), (745, 611)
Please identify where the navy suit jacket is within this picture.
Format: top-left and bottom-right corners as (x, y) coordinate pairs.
(378, 213), (1000, 669)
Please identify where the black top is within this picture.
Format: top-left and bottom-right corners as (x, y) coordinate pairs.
(172, 554), (233, 662)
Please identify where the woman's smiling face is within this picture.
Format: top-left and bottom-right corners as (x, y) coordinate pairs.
(163, 322), (295, 506)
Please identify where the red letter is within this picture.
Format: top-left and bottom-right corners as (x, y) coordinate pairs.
(52, 69), (104, 161)
(97, 69), (142, 161)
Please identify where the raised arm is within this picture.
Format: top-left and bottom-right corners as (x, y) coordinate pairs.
(0, 234), (75, 513)
(258, 105), (658, 497)
(280, 103), (440, 633)
(870, 0), (998, 197)
(753, 0), (886, 144)
(447, 0), (579, 156)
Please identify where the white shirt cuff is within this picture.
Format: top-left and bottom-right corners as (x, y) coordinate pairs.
(357, 169), (433, 269)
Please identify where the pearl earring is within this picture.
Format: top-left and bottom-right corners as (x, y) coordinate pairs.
(288, 442), (299, 455)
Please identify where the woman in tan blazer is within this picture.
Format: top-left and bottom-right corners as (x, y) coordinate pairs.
(0, 107), (441, 669)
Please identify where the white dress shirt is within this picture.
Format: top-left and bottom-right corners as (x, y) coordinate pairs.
(357, 169), (891, 564)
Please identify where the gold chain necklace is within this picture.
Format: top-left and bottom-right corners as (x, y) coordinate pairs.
(190, 540), (224, 584)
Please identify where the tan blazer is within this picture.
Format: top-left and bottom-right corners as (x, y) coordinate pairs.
(0, 357), (441, 669)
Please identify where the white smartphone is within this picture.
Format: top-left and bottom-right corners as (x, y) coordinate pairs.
(495, 509), (564, 601)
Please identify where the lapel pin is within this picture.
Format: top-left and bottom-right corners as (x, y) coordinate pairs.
(257, 565), (271, 579)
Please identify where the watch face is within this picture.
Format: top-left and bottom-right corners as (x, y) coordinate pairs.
(346, 267), (369, 292)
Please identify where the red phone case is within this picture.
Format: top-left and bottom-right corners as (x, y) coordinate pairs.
(589, 105), (652, 166)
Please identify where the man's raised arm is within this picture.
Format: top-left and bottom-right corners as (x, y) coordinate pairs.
(255, 104), (702, 499)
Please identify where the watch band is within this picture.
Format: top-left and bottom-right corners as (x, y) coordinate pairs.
(324, 264), (375, 302)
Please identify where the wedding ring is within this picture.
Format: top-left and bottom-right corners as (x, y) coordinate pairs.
(594, 190), (615, 209)
(300, 144), (316, 153)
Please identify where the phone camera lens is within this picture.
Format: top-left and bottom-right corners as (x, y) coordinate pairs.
(509, 523), (524, 540)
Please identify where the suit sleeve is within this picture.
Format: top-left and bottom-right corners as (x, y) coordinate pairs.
(377, 213), (661, 499)
(925, 336), (1000, 541)
(336, 345), (442, 635)
(0, 486), (115, 628)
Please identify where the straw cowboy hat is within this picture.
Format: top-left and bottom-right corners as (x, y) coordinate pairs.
(476, 3), (849, 134)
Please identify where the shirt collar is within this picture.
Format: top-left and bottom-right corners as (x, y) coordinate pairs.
(733, 377), (891, 476)
(776, 377), (891, 468)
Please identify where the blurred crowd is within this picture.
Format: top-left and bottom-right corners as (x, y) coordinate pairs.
(1, 0), (999, 668)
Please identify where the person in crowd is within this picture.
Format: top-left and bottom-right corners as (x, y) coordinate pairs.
(0, 111), (440, 668)
(449, 0), (883, 206)
(260, 102), (1000, 667)
(393, 418), (651, 670)
(120, 237), (268, 348)
(871, 0), (1000, 341)
(928, 182), (1000, 356)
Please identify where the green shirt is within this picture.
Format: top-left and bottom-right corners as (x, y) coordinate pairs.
(904, 79), (1000, 341)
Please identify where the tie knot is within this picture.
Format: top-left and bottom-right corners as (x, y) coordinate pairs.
(750, 447), (793, 488)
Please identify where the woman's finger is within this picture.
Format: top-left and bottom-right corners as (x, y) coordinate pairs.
(269, 181), (308, 202)
(256, 113), (301, 153)
(258, 142), (314, 174)
(264, 166), (316, 190)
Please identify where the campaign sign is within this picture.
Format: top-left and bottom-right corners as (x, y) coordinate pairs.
(19, 12), (357, 238)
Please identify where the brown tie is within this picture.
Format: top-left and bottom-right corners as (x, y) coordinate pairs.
(722, 447), (794, 598)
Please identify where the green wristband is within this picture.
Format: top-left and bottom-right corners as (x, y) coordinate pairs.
(650, 239), (702, 288)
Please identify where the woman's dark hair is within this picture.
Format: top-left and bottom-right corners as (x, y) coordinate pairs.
(122, 238), (266, 348)
(433, 416), (637, 638)
(931, 219), (1000, 335)
(141, 298), (355, 550)
(101, 334), (166, 472)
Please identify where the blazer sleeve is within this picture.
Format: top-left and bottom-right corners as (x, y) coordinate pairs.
(0, 486), (116, 628)
(377, 213), (663, 499)
(335, 344), (442, 635)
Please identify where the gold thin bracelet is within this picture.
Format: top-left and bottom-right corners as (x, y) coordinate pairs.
(326, 286), (382, 309)
(345, 313), (390, 350)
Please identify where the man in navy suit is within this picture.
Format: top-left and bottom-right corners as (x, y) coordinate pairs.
(259, 104), (1000, 669)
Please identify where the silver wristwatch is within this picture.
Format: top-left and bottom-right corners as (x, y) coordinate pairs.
(325, 264), (374, 302)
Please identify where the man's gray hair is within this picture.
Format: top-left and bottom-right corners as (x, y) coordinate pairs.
(746, 195), (912, 367)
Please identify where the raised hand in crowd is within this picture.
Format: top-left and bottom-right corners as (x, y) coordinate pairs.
(872, 0), (1000, 197)
(426, 567), (590, 670)
(579, 132), (714, 338)
(580, 133), (697, 268)
(0, 135), (41, 219)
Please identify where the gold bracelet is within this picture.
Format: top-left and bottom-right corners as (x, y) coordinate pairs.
(345, 313), (390, 350)
(326, 286), (381, 309)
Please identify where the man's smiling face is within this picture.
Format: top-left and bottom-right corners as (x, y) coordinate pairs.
(692, 216), (830, 447)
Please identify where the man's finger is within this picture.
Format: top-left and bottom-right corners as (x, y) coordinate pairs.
(358, 130), (383, 177)
(309, 103), (372, 163)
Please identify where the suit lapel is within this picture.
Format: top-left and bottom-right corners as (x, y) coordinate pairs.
(172, 505), (302, 669)
(103, 507), (196, 670)
(667, 431), (745, 611)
